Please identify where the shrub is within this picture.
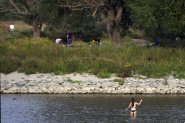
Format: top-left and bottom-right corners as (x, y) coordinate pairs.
(97, 71), (111, 78)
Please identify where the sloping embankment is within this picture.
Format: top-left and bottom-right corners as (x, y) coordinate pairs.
(1, 72), (185, 94)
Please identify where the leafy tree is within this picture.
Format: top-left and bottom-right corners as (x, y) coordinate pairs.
(38, 0), (64, 37)
(57, 0), (129, 47)
(40, 0), (101, 40)
(129, 0), (185, 38)
(0, 0), (43, 38)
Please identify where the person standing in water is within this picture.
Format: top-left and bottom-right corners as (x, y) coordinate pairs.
(126, 98), (143, 119)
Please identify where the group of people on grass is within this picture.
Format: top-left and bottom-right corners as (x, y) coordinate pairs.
(55, 31), (101, 46)
(55, 31), (73, 47)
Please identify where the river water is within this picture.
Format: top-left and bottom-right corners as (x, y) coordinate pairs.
(1, 94), (185, 123)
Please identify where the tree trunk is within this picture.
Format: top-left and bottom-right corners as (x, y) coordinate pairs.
(33, 19), (42, 38)
(107, 21), (121, 47)
(106, 6), (123, 47)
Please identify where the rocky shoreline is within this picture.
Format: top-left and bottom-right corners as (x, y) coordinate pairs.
(1, 72), (185, 94)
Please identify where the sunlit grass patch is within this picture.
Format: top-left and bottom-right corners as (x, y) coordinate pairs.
(67, 79), (81, 84)
(97, 71), (112, 78)
(114, 79), (124, 85)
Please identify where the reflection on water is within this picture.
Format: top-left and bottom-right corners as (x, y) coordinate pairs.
(1, 94), (185, 123)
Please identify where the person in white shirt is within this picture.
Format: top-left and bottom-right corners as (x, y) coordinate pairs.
(55, 38), (62, 44)
(9, 23), (15, 31)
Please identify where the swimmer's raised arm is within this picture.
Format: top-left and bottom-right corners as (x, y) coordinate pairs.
(137, 99), (143, 105)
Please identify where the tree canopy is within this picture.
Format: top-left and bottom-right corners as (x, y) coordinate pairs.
(129, 0), (185, 38)
(1, 0), (184, 42)
(0, 0), (43, 38)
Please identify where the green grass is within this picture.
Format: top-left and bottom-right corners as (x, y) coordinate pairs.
(114, 79), (124, 85)
(67, 79), (81, 84)
(97, 72), (112, 78)
(0, 21), (185, 79)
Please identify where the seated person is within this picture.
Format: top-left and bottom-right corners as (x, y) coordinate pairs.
(55, 37), (62, 44)
(154, 38), (160, 46)
(92, 37), (101, 45)
(175, 37), (181, 42)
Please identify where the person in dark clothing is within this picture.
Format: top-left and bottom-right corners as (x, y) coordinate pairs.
(92, 37), (101, 45)
(67, 31), (73, 47)
(154, 38), (160, 46)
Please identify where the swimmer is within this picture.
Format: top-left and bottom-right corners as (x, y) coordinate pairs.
(126, 98), (143, 120)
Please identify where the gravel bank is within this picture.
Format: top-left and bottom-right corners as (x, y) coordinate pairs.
(1, 72), (185, 94)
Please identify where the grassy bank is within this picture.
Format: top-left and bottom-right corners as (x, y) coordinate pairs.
(1, 36), (185, 78)
(0, 21), (185, 78)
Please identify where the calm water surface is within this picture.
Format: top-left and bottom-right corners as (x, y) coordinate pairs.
(1, 94), (185, 123)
